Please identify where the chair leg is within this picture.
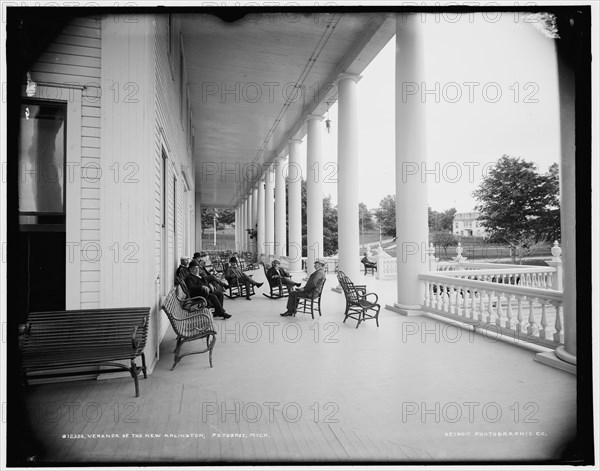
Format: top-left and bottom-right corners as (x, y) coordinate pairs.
(141, 353), (147, 378)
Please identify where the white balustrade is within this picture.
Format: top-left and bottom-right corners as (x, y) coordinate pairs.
(419, 272), (564, 349)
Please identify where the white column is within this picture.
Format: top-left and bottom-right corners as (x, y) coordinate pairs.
(392, 14), (429, 315)
(257, 179), (265, 260)
(535, 22), (577, 373)
(336, 73), (362, 282)
(251, 187), (258, 257)
(288, 139), (303, 273)
(264, 165), (275, 263)
(234, 205), (239, 251)
(306, 114), (324, 276)
(195, 194), (202, 251)
(246, 194), (253, 254)
(274, 156), (287, 258)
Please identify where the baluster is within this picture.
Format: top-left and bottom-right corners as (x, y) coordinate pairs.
(539, 301), (548, 340)
(495, 290), (504, 327)
(442, 286), (450, 313)
(478, 289), (485, 322)
(552, 301), (563, 343)
(463, 288), (470, 320)
(516, 295), (524, 334)
(487, 290), (494, 324)
(527, 297), (537, 336)
(436, 283), (442, 310)
(505, 294), (513, 329)
(449, 283), (456, 315)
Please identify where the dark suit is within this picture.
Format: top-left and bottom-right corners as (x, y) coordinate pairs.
(285, 267), (326, 314)
(185, 274), (225, 317)
(198, 263), (227, 293)
(224, 263), (259, 297)
(266, 266), (296, 290)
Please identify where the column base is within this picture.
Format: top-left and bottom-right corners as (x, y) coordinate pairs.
(385, 303), (423, 317)
(534, 351), (576, 375)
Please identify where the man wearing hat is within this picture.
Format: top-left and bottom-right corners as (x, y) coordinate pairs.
(193, 252), (229, 293)
(224, 256), (263, 300)
(280, 259), (327, 317)
(185, 261), (231, 318)
(266, 259), (300, 292)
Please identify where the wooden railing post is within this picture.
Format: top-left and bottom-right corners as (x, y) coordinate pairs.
(547, 241), (563, 291)
(426, 242), (437, 272)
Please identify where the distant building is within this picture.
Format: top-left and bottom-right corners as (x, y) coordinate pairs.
(453, 211), (488, 238)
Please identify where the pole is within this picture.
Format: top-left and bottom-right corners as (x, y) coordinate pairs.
(213, 210), (217, 247)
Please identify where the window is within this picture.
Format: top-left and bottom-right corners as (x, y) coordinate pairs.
(18, 101), (66, 215)
(162, 150), (167, 228)
(167, 15), (175, 80)
(179, 33), (185, 123)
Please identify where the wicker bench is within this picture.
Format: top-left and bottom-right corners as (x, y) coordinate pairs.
(161, 287), (216, 371)
(19, 307), (150, 397)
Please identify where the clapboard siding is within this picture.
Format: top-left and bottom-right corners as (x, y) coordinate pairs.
(152, 15), (196, 345)
(46, 42), (101, 58)
(37, 52), (101, 69)
(28, 17), (102, 309)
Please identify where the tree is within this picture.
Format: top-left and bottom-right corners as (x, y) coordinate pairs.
(428, 207), (456, 232)
(374, 195), (396, 237)
(359, 203), (375, 233)
(322, 196), (339, 256)
(289, 179), (339, 257)
(472, 155), (560, 262)
(430, 232), (458, 258)
(201, 207), (235, 233)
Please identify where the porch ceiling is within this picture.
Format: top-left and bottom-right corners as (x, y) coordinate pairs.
(180, 12), (395, 208)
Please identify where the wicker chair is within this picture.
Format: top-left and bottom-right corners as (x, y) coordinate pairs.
(337, 271), (380, 328)
(161, 287), (216, 370)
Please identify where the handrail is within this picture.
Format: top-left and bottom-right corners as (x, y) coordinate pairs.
(419, 273), (563, 302)
(433, 266), (556, 277)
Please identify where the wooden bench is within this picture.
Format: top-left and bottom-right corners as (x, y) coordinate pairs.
(161, 287), (216, 371)
(19, 307), (150, 397)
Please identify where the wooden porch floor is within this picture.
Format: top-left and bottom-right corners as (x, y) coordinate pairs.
(22, 269), (577, 464)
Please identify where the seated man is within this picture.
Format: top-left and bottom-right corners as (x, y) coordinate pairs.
(266, 259), (300, 292)
(224, 257), (263, 300)
(280, 259), (327, 317)
(193, 252), (229, 293)
(361, 252), (377, 273)
(175, 257), (190, 283)
(186, 261), (231, 318)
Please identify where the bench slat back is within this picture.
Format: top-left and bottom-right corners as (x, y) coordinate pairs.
(162, 288), (214, 337)
(21, 308), (150, 355)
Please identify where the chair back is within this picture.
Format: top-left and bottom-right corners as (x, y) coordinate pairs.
(313, 277), (326, 299)
(337, 271), (361, 304)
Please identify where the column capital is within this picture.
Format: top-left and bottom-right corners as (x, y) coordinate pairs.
(289, 138), (303, 145)
(306, 114), (324, 123)
(335, 73), (362, 85)
(274, 155), (287, 164)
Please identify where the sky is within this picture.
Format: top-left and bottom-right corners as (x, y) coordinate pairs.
(300, 11), (562, 213)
